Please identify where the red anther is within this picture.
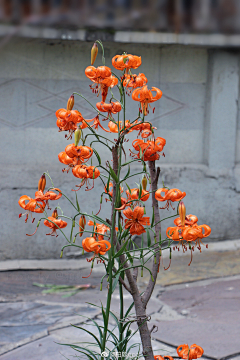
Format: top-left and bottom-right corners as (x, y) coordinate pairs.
(32, 218), (35, 223)
(173, 247), (175, 251)
(206, 244), (208, 248)
(178, 248), (180, 251)
(19, 213), (22, 218)
(162, 153), (165, 157)
(65, 134), (67, 138)
(192, 246), (194, 251)
(153, 107), (155, 113)
(25, 214), (28, 223)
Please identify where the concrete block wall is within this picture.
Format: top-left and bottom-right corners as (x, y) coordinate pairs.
(0, 37), (239, 260)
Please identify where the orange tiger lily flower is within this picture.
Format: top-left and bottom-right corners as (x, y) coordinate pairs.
(182, 224), (211, 243)
(34, 188), (62, 209)
(167, 224), (211, 243)
(126, 188), (150, 203)
(177, 344), (204, 360)
(58, 151), (82, 173)
(115, 196), (130, 211)
(19, 195), (46, 222)
(131, 137), (166, 161)
(130, 120), (156, 138)
(132, 85), (162, 116)
(72, 165), (100, 191)
(56, 95), (84, 138)
(167, 222), (211, 264)
(44, 216), (67, 237)
(123, 73), (148, 93)
(85, 66), (118, 102)
(123, 206), (150, 235)
(101, 76), (118, 102)
(82, 237), (111, 255)
(65, 144), (93, 164)
(56, 109), (82, 125)
(88, 220), (110, 240)
(108, 120), (131, 133)
(81, 236), (111, 278)
(85, 65), (112, 83)
(96, 101), (122, 117)
(154, 356), (174, 360)
(155, 188), (186, 210)
(88, 115), (110, 133)
(112, 54), (141, 71)
(174, 214), (198, 227)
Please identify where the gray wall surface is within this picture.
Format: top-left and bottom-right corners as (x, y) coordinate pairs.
(1, 38), (239, 260)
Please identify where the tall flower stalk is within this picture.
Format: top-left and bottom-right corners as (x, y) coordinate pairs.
(18, 41), (211, 360)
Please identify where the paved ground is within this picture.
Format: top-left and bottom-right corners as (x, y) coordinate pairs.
(1, 240), (240, 360)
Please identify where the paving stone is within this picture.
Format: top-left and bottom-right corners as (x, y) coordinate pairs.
(0, 335), (77, 360)
(152, 278), (240, 358)
(0, 302), (98, 327)
(0, 325), (47, 348)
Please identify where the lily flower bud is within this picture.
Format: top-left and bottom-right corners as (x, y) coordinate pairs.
(142, 175), (147, 190)
(67, 94), (74, 111)
(91, 43), (98, 65)
(52, 208), (58, 219)
(179, 201), (186, 227)
(79, 215), (86, 237)
(38, 174), (46, 192)
(74, 127), (82, 147)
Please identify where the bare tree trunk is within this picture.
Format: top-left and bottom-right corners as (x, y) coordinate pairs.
(111, 147), (157, 359)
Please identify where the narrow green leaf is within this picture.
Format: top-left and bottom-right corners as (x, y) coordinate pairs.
(151, 206), (155, 228)
(123, 165), (131, 181)
(141, 234), (144, 257)
(106, 175), (110, 194)
(109, 164), (118, 183)
(125, 182), (131, 194)
(101, 303), (107, 329)
(121, 229), (130, 241)
(90, 215), (110, 227)
(57, 344), (98, 360)
(71, 325), (102, 349)
(93, 148), (101, 165)
(138, 183), (142, 200)
(111, 273), (120, 294)
(126, 251), (133, 265)
(113, 239), (129, 258)
(75, 192), (80, 211)
(147, 228), (151, 247)
(138, 144), (143, 160)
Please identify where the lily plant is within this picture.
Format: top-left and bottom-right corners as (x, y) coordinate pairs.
(18, 41), (210, 360)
